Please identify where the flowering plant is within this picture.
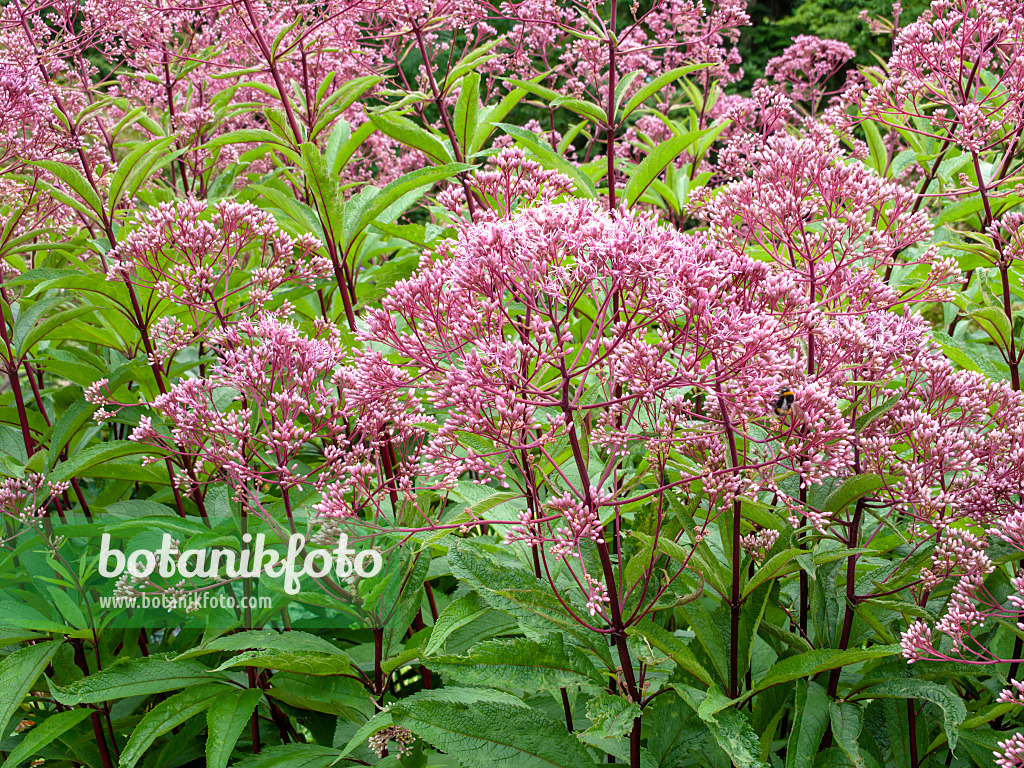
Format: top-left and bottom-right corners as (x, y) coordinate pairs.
(0, 1), (1023, 768)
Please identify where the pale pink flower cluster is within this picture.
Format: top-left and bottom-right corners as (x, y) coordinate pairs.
(764, 35), (855, 105)
(108, 198), (330, 349)
(333, 193), (819, 621)
(0, 473), (65, 523)
(863, 0), (1024, 153)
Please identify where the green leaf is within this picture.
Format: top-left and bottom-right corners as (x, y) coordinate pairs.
(786, 681), (830, 768)
(820, 475), (892, 515)
(390, 688), (598, 768)
(495, 123), (598, 198)
(229, 744), (341, 768)
(204, 128), (296, 154)
(857, 679), (967, 750)
(11, 295), (68, 354)
(472, 87), (527, 153)
(454, 72), (481, 153)
(862, 120), (887, 174)
(829, 702), (865, 768)
(854, 395), (902, 432)
(970, 305), (1014, 348)
(447, 539), (594, 647)
(50, 656), (220, 705)
(424, 593), (489, 656)
(16, 305), (96, 358)
(205, 688), (264, 768)
(549, 95), (607, 124)
(346, 163), (472, 247)
(0, 641), (62, 738)
(119, 683), (225, 768)
(622, 130), (706, 208)
(583, 694), (641, 739)
(107, 136), (178, 217)
(210, 650), (353, 676)
(49, 440), (167, 484)
(177, 629), (346, 658)
(0, 709), (91, 768)
(619, 64), (713, 121)
(300, 142), (345, 250)
(626, 619), (714, 686)
(677, 686), (766, 768)
(28, 161), (102, 217)
(932, 330), (1007, 380)
(679, 600), (729, 688)
(427, 634), (600, 690)
(743, 548), (802, 597)
(749, 646), (901, 697)
(368, 113), (453, 165)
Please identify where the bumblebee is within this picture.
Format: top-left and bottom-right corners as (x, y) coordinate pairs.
(772, 386), (795, 417)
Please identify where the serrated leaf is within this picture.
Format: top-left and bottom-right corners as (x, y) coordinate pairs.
(210, 650), (352, 676)
(454, 72), (481, 153)
(119, 683), (225, 768)
(820, 475), (893, 515)
(229, 743), (341, 768)
(205, 688), (263, 768)
(0, 708), (91, 768)
(0, 641), (62, 737)
(786, 681), (829, 768)
(495, 123), (597, 198)
(830, 702), (865, 767)
(347, 163), (472, 247)
(749, 645), (901, 696)
(677, 685), (767, 768)
(428, 634), (600, 690)
(857, 679), (967, 750)
(626, 619), (714, 686)
(50, 656), (220, 705)
(584, 693), (641, 738)
(424, 593), (490, 656)
(49, 440), (168, 483)
(177, 629), (346, 659)
(368, 113), (452, 165)
(28, 161), (102, 216)
(622, 129), (705, 207)
(390, 688), (597, 768)
(619, 64), (713, 121)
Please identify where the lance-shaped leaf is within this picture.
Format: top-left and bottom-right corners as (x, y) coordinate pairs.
(619, 64), (714, 121)
(786, 681), (830, 768)
(50, 656), (220, 705)
(583, 694), (641, 739)
(427, 634), (601, 690)
(830, 702), (865, 767)
(856, 679), (967, 750)
(0, 640), (62, 736)
(748, 645), (901, 697)
(677, 685), (767, 768)
(210, 650), (353, 676)
(229, 744), (342, 768)
(206, 688), (264, 768)
(495, 123), (598, 198)
(176, 629), (346, 659)
(626, 619), (714, 686)
(423, 593), (490, 656)
(344, 163), (472, 249)
(368, 113), (453, 165)
(622, 128), (709, 208)
(390, 688), (598, 768)
(0, 708), (91, 768)
(120, 683), (226, 768)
